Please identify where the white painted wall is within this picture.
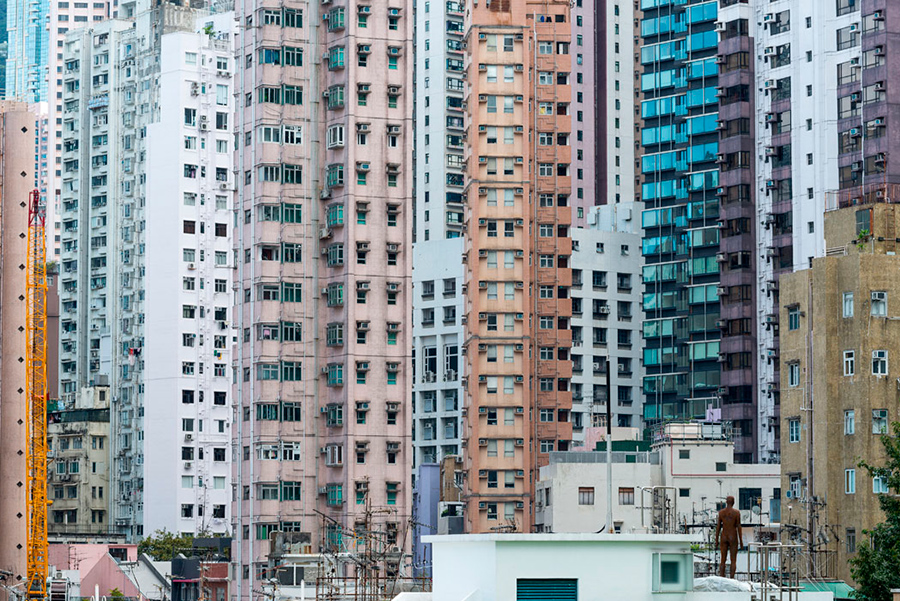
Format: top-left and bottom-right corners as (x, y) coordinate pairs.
(141, 12), (235, 536)
(535, 440), (779, 534)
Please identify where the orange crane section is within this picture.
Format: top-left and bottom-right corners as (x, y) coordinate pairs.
(25, 189), (48, 600)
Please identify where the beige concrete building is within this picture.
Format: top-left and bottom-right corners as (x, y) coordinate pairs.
(780, 197), (900, 584)
(462, 0), (574, 533)
(48, 386), (111, 537)
(0, 101), (38, 596)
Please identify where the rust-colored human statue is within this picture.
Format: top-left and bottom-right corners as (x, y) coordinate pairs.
(715, 495), (743, 578)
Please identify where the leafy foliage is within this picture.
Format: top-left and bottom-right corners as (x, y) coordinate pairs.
(850, 422), (900, 600)
(138, 529), (195, 561)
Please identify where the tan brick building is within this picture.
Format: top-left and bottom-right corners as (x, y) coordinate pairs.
(780, 200), (900, 584)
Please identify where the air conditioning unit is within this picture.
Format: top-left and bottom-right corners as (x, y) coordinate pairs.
(763, 79), (776, 89)
(717, 286), (728, 296)
(599, 306), (610, 314)
(184, 434), (193, 441)
(716, 252), (727, 262)
(387, 243), (399, 252)
(199, 122), (209, 131)
(515, 438), (524, 446)
(764, 47), (775, 56)
(183, 462), (192, 470)
(319, 227), (332, 239)
(714, 21), (726, 31)
(190, 82), (200, 96)
(219, 183), (229, 190)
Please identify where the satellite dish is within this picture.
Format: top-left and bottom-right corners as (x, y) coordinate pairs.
(751, 506), (761, 516)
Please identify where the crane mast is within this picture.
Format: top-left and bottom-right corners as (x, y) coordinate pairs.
(25, 189), (48, 601)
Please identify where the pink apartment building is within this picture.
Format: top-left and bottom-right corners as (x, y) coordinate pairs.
(231, 0), (413, 594)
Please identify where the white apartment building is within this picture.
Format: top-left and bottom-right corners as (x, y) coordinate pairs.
(58, 4), (235, 539)
(411, 0), (466, 473)
(534, 422), (781, 535)
(570, 204), (644, 439)
(47, 0), (114, 260)
(744, 0), (871, 461)
(412, 241), (464, 469)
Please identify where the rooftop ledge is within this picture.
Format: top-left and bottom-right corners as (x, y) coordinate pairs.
(423, 533), (701, 544)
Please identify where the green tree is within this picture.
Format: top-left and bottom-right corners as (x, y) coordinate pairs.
(138, 529), (194, 561)
(108, 588), (125, 599)
(850, 422), (900, 600)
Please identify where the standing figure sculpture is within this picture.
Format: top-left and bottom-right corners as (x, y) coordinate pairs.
(715, 495), (743, 578)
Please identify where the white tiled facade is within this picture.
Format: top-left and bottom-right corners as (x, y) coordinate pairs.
(410, 0), (465, 473)
(412, 241), (464, 470)
(570, 204), (644, 439)
(58, 6), (235, 538)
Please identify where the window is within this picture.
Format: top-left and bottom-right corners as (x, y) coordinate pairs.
(873, 476), (890, 494)
(873, 409), (889, 434)
(618, 487), (634, 505)
(872, 291), (887, 316)
(738, 488), (762, 511)
(789, 419), (800, 443)
(845, 468), (856, 494)
(843, 351), (855, 376)
(788, 362), (800, 387)
(845, 410), (855, 435)
(573, 487), (594, 505)
(846, 528), (857, 554)
(872, 350), (888, 376)
(788, 306), (800, 330)
(843, 292), (854, 317)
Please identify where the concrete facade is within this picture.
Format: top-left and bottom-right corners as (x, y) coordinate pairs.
(462, 0), (575, 534)
(231, 0), (414, 595)
(411, 241), (464, 469)
(46, 0), (115, 261)
(0, 101), (38, 597)
(48, 386), (111, 536)
(570, 204), (644, 438)
(416, 533), (833, 601)
(780, 202), (900, 584)
(59, 5), (236, 538)
(534, 423), (780, 535)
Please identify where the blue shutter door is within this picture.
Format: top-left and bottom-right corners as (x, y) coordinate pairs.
(516, 579), (578, 601)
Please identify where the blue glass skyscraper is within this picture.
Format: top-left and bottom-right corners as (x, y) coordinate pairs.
(5, 0), (48, 101)
(640, 1), (724, 429)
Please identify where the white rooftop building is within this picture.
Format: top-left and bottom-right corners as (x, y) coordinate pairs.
(392, 533), (833, 601)
(534, 422), (781, 535)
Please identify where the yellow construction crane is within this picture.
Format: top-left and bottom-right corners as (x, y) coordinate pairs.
(25, 188), (48, 601)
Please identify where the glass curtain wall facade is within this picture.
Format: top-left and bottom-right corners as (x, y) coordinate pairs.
(640, 0), (723, 427)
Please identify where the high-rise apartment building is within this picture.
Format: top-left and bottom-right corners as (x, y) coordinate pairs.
(715, 1), (765, 462)
(0, 101), (38, 595)
(5, 0), (48, 101)
(231, 0), (413, 594)
(780, 200), (900, 585)
(581, 0), (635, 215)
(751, 0), (896, 462)
(462, 0), (574, 534)
(411, 0), (465, 473)
(570, 204), (644, 437)
(640, 1), (754, 456)
(46, 0), (114, 261)
(59, 5), (235, 538)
